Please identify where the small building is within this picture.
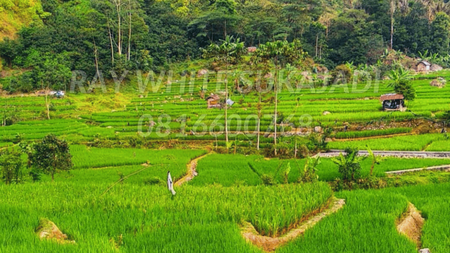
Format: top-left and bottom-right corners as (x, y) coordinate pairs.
(247, 47), (257, 53)
(206, 94), (221, 109)
(416, 60), (431, 72)
(380, 93), (406, 111)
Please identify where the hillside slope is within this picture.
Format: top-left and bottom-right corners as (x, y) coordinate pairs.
(0, 0), (45, 40)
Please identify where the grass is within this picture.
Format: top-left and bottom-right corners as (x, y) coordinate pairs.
(334, 127), (412, 139)
(193, 154), (450, 183)
(0, 182), (332, 252)
(70, 145), (205, 169)
(328, 134), (449, 151)
(277, 190), (417, 253)
(190, 154), (263, 186)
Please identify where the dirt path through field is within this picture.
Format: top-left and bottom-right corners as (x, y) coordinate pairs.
(241, 198), (345, 252)
(175, 152), (211, 186)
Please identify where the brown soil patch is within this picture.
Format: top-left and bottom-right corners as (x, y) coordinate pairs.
(36, 218), (75, 244)
(241, 198), (345, 252)
(396, 203), (425, 248)
(175, 152), (210, 186)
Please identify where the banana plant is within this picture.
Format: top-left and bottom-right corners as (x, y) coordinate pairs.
(366, 145), (385, 176)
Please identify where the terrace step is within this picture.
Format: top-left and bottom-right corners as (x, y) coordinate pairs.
(320, 150), (450, 159)
(241, 198), (345, 252)
(386, 165), (450, 175)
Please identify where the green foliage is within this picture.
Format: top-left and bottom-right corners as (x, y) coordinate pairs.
(254, 39), (307, 68)
(261, 174), (276, 185)
(143, 176), (164, 185)
(0, 147), (24, 184)
(387, 68), (412, 88)
(331, 64), (353, 84)
(334, 127), (412, 139)
(394, 80), (416, 101)
(283, 162), (291, 184)
(299, 156), (320, 183)
(202, 36), (246, 64)
(431, 12), (450, 56)
(30, 134), (73, 181)
(331, 148), (367, 182)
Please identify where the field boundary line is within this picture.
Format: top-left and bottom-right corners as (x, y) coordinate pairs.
(240, 197), (345, 252)
(386, 165), (450, 175)
(175, 152), (211, 186)
(320, 150), (450, 158)
(332, 133), (412, 141)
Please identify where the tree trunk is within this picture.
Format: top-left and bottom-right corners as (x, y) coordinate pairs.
(294, 139), (298, 158)
(274, 69), (278, 156)
(315, 34), (318, 58)
(115, 0), (122, 56)
(127, 0), (132, 61)
(225, 54), (229, 147)
(93, 40), (100, 78)
(44, 82), (50, 120)
(224, 20), (227, 39)
(107, 21), (115, 64)
(215, 134), (218, 150)
(370, 160), (375, 176)
(46, 93), (50, 120)
(390, 0), (395, 50)
(256, 95), (261, 151)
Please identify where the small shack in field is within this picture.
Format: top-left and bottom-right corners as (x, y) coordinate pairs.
(206, 94), (221, 109)
(417, 60), (431, 72)
(380, 93), (406, 111)
(247, 47), (257, 53)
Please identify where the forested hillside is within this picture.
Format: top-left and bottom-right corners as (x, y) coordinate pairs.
(1, 0), (450, 90)
(0, 0), (46, 39)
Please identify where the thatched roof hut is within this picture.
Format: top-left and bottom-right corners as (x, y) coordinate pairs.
(206, 94), (221, 109)
(416, 60), (431, 72)
(380, 93), (406, 111)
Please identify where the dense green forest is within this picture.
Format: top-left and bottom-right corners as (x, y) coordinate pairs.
(1, 0), (450, 91)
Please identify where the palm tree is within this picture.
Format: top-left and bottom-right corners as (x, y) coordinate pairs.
(387, 67), (412, 88)
(203, 36), (245, 149)
(367, 146), (384, 176)
(255, 40), (305, 156)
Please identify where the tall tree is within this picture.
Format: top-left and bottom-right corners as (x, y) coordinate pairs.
(431, 12), (450, 56)
(0, 148), (24, 185)
(30, 134), (73, 181)
(255, 40), (306, 156)
(203, 36), (245, 146)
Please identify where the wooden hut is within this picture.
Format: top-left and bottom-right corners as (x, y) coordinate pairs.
(416, 60), (431, 72)
(380, 93), (406, 111)
(247, 47), (257, 53)
(206, 94), (221, 109)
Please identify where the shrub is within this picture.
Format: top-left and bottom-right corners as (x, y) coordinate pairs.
(261, 174), (276, 185)
(331, 64), (353, 84)
(143, 177), (164, 185)
(331, 148), (367, 182)
(0, 147), (24, 184)
(394, 80), (416, 101)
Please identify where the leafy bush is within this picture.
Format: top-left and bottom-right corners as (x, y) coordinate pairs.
(331, 64), (353, 84)
(394, 80), (416, 101)
(143, 177), (164, 185)
(261, 174), (276, 185)
(331, 148), (367, 182)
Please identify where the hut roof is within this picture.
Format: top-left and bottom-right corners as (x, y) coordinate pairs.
(247, 47), (257, 53)
(380, 93), (404, 101)
(206, 94), (220, 101)
(417, 60), (431, 66)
